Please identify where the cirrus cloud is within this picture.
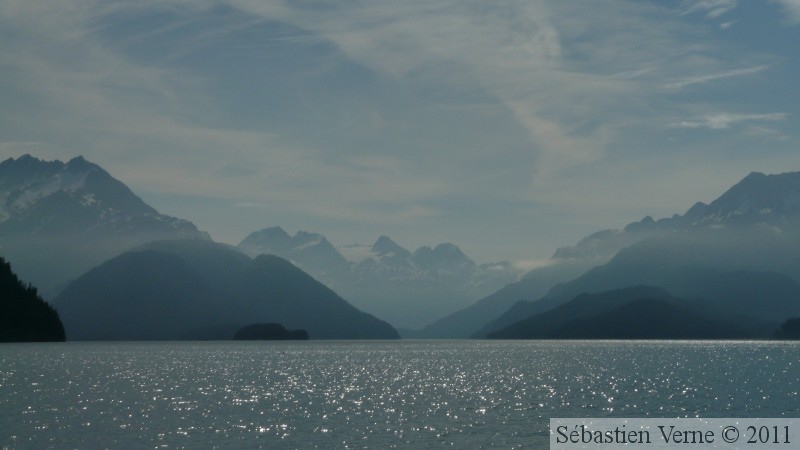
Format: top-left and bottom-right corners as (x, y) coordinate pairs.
(673, 112), (788, 130)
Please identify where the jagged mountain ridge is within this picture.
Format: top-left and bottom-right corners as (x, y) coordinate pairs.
(238, 227), (521, 329)
(0, 154), (518, 330)
(238, 226), (351, 280)
(682, 171), (800, 226)
(0, 154), (201, 236)
(428, 169), (800, 338)
(0, 155), (208, 294)
(372, 235), (412, 260)
(553, 171), (800, 261)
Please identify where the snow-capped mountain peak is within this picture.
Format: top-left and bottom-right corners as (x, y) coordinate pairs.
(411, 243), (477, 272)
(371, 235), (411, 259)
(0, 154), (208, 293)
(552, 169), (800, 263)
(687, 171), (800, 225)
(238, 226), (522, 328)
(0, 154), (201, 236)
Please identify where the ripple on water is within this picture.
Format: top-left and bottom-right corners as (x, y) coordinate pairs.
(1, 340), (799, 448)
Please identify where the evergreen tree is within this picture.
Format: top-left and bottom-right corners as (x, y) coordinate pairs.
(0, 256), (66, 342)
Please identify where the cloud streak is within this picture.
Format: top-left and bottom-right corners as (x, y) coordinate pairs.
(673, 112), (788, 130)
(1, 0), (797, 261)
(680, 0), (738, 19)
(229, 0), (718, 180)
(665, 65), (770, 89)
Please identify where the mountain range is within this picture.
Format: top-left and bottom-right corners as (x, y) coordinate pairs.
(5, 153), (800, 342)
(486, 286), (752, 340)
(0, 155), (207, 295)
(428, 170), (800, 338)
(238, 227), (520, 329)
(54, 239), (399, 340)
(0, 155), (399, 340)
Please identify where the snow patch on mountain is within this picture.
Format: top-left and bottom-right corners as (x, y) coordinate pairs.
(238, 227), (523, 328)
(552, 170), (800, 263)
(0, 154), (209, 295)
(0, 154), (207, 238)
(337, 244), (374, 263)
(294, 236), (323, 251)
(10, 172), (87, 209)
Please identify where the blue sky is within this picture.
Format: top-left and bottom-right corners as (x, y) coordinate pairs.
(2, 0), (799, 265)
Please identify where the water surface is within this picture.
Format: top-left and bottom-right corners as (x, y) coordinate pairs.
(1, 340), (799, 448)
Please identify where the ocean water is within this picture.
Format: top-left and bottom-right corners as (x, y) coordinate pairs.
(1, 340), (799, 449)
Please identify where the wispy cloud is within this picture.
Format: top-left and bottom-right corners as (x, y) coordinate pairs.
(773, 0), (800, 24)
(230, 0), (706, 180)
(3, 0), (769, 190)
(511, 259), (554, 272)
(608, 67), (656, 79)
(1, 0), (796, 260)
(673, 112), (788, 129)
(665, 65), (770, 89)
(234, 202), (269, 209)
(680, 0), (738, 19)
(743, 125), (791, 141)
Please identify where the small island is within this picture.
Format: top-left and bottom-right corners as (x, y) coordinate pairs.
(233, 323), (309, 340)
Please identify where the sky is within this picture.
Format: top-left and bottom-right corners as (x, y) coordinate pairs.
(2, 0), (800, 266)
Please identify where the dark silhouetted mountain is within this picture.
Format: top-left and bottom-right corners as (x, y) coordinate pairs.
(460, 170), (800, 339)
(488, 286), (670, 339)
(238, 254), (398, 339)
(55, 250), (230, 340)
(53, 239), (399, 340)
(0, 155), (208, 295)
(0, 256), (65, 342)
(477, 260), (800, 338)
(417, 259), (593, 338)
(233, 323), (309, 340)
(488, 287), (749, 339)
(546, 237), (800, 322)
(239, 228), (521, 329)
(136, 239), (252, 294)
(546, 299), (746, 339)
